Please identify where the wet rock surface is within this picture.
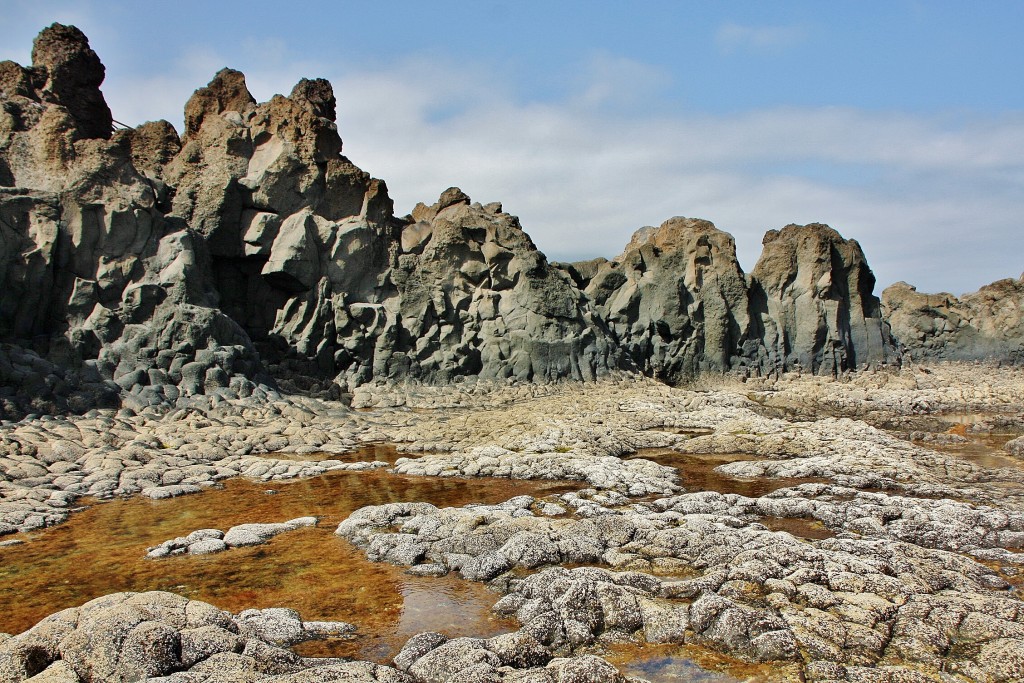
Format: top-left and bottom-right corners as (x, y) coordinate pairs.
(3, 364), (1023, 681)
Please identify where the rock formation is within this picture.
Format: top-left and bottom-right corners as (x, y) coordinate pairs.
(748, 224), (899, 375)
(883, 277), (1024, 363)
(0, 25), (265, 418)
(0, 24), (910, 418)
(564, 218), (753, 383)
(566, 220), (898, 382)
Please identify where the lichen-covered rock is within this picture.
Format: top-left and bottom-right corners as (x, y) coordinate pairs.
(0, 592), (364, 683)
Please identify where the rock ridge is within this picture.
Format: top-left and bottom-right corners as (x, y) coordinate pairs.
(0, 24), (933, 419)
(883, 277), (1024, 363)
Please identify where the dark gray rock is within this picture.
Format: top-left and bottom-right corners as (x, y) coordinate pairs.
(749, 224), (899, 375)
(883, 278), (1024, 363)
(0, 24), (914, 416)
(580, 218), (753, 382)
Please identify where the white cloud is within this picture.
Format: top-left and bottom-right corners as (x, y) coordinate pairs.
(66, 47), (1024, 297)
(715, 22), (809, 54)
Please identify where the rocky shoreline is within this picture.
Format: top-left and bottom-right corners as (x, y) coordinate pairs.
(1, 363), (1023, 682)
(2, 21), (1024, 683)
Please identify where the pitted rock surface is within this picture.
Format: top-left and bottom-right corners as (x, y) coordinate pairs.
(0, 591), (367, 683)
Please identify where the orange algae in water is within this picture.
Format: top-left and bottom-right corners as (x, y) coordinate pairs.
(0, 467), (576, 661)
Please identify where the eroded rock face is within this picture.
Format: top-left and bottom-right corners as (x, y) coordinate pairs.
(749, 224), (898, 375)
(375, 194), (629, 385)
(571, 218), (754, 382)
(883, 278), (1024, 363)
(0, 24), (909, 418)
(0, 26), (268, 418)
(30, 23), (112, 141)
(571, 220), (899, 380)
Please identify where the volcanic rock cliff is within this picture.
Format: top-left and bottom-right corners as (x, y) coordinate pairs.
(0, 24), (906, 417)
(564, 219), (897, 382)
(883, 277), (1024, 363)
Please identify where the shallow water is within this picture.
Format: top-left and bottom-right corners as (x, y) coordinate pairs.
(630, 450), (828, 498)
(604, 642), (785, 682)
(259, 443), (414, 464)
(757, 515), (834, 540)
(0, 465), (576, 661)
(649, 427), (715, 437)
(932, 428), (1024, 471)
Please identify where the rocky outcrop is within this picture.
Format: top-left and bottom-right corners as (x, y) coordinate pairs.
(568, 218), (753, 382)
(748, 224), (898, 375)
(0, 24), (908, 418)
(377, 193), (628, 384)
(568, 220), (898, 380)
(0, 26), (267, 418)
(883, 277), (1024, 363)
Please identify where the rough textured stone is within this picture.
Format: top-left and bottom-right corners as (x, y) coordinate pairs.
(749, 224), (899, 375)
(883, 277), (1024, 363)
(0, 24), (915, 420)
(574, 217), (753, 382)
(0, 592), (374, 683)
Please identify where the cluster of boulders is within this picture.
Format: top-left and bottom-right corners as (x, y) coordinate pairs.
(146, 517), (318, 558)
(337, 486), (1024, 681)
(0, 393), (387, 534)
(0, 591), (377, 683)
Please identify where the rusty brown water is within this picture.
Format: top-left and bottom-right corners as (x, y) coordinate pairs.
(757, 516), (834, 540)
(630, 450), (828, 497)
(0, 467), (577, 661)
(258, 443), (414, 464)
(931, 428), (1024, 471)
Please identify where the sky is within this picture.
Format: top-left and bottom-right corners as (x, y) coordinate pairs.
(3, 0), (1023, 295)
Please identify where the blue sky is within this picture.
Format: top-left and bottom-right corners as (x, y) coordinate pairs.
(4, 1), (1023, 294)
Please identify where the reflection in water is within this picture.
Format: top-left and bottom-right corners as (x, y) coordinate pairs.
(258, 443), (415, 465)
(630, 450), (828, 497)
(0, 468), (575, 661)
(604, 642), (785, 683)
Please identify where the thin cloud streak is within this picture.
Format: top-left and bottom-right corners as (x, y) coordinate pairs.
(715, 23), (809, 54)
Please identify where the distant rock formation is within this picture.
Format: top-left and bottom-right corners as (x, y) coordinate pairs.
(565, 219), (897, 382)
(0, 24), (909, 417)
(749, 224), (899, 375)
(883, 277), (1024, 363)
